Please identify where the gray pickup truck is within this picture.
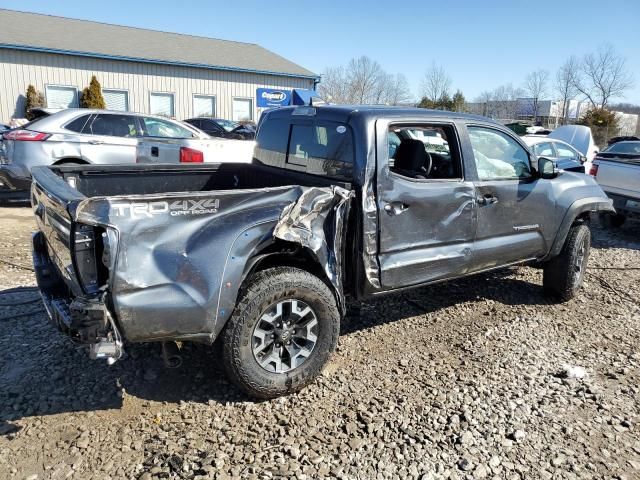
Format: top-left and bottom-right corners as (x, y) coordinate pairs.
(30, 105), (613, 398)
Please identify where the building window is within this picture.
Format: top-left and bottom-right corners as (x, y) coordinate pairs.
(193, 95), (216, 117)
(45, 85), (78, 109)
(103, 89), (129, 112)
(232, 98), (253, 122)
(150, 92), (175, 117)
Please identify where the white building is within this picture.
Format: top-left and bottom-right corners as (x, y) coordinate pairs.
(0, 9), (318, 124)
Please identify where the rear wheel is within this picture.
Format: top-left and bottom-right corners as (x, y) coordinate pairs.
(543, 223), (591, 301)
(222, 267), (340, 399)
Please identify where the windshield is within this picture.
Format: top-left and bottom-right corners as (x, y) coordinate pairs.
(603, 142), (640, 155)
(216, 119), (239, 132)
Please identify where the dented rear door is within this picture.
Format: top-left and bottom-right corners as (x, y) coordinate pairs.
(375, 119), (476, 289)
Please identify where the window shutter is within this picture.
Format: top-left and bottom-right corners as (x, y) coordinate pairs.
(103, 90), (129, 111)
(193, 95), (216, 117)
(46, 86), (78, 109)
(150, 93), (174, 117)
(232, 99), (252, 121)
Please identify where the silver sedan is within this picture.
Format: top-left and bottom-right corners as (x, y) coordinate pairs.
(0, 109), (209, 194)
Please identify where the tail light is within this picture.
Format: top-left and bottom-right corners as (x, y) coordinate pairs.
(180, 147), (204, 163)
(3, 129), (50, 141)
(589, 163), (599, 177)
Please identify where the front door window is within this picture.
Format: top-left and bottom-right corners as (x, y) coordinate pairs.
(468, 127), (531, 180)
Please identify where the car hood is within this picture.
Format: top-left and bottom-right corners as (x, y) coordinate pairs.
(548, 125), (598, 160)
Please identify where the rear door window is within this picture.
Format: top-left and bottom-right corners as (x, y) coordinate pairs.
(555, 143), (579, 159)
(64, 114), (93, 133)
(533, 142), (555, 157)
(89, 114), (139, 137)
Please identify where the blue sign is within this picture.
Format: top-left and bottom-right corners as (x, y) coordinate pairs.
(256, 88), (292, 108)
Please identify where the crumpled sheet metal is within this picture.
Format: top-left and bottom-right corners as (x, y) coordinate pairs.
(74, 185), (352, 343)
(360, 133), (382, 290)
(273, 185), (353, 312)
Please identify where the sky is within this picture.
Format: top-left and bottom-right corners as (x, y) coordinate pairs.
(2, 0), (639, 104)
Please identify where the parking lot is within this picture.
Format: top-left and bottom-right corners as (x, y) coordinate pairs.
(0, 204), (638, 479)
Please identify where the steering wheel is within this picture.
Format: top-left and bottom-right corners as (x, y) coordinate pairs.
(421, 148), (433, 178)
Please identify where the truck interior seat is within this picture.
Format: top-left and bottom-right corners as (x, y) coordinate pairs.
(393, 139), (432, 179)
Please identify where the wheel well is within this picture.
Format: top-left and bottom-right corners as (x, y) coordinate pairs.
(240, 240), (333, 298)
(572, 211), (591, 225)
(53, 158), (88, 165)
(249, 242), (327, 281)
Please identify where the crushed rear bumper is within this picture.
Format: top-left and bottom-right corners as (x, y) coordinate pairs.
(32, 231), (112, 345)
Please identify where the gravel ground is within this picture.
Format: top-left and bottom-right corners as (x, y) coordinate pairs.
(0, 205), (639, 480)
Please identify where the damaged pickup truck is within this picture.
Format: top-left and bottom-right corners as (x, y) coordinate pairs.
(31, 105), (614, 398)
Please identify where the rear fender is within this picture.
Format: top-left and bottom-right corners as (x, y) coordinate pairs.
(215, 187), (353, 336)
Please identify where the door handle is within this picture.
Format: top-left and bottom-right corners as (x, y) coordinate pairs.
(88, 140), (104, 145)
(477, 194), (499, 205)
(384, 202), (409, 215)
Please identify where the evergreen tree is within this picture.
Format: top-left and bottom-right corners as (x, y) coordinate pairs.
(80, 76), (106, 109)
(452, 90), (466, 112)
(578, 108), (619, 145)
(24, 84), (45, 119)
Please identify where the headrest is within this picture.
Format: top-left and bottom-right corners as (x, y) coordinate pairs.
(394, 139), (427, 172)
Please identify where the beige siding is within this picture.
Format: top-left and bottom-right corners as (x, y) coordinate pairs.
(0, 49), (315, 123)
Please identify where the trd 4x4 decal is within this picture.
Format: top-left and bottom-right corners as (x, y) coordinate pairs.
(111, 199), (220, 218)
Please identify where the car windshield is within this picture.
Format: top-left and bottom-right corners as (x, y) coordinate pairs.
(216, 119), (239, 132)
(141, 117), (195, 139)
(603, 142), (640, 154)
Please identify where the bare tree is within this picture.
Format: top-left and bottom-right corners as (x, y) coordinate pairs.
(385, 73), (413, 105)
(318, 66), (350, 104)
(421, 62), (451, 103)
(472, 90), (493, 116)
(492, 84), (523, 119)
(470, 85), (523, 119)
(347, 56), (387, 104)
(575, 44), (634, 109)
(555, 56), (580, 124)
(319, 56), (414, 105)
(523, 69), (549, 123)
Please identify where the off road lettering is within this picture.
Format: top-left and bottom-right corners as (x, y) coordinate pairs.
(111, 199), (219, 218)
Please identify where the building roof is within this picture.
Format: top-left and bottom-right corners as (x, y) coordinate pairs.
(0, 9), (317, 79)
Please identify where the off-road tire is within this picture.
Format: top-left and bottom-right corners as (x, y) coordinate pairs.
(543, 223), (591, 302)
(222, 267), (340, 399)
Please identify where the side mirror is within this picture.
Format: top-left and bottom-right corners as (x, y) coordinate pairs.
(579, 155), (587, 164)
(538, 157), (557, 179)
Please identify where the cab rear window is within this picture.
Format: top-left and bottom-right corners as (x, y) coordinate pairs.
(255, 117), (354, 181)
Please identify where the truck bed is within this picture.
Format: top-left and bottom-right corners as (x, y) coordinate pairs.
(595, 155), (640, 200)
(47, 162), (348, 198)
(30, 163), (352, 344)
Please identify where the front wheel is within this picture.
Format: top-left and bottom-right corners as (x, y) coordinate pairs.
(543, 223), (591, 301)
(222, 267), (340, 399)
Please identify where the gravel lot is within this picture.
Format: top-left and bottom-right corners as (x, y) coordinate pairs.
(0, 205), (639, 480)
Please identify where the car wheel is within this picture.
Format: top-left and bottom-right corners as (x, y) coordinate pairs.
(543, 223), (591, 302)
(222, 267), (340, 399)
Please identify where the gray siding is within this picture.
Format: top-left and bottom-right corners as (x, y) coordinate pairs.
(0, 49), (315, 123)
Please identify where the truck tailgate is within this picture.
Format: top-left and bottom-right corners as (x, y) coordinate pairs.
(596, 158), (640, 198)
(31, 167), (89, 296)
